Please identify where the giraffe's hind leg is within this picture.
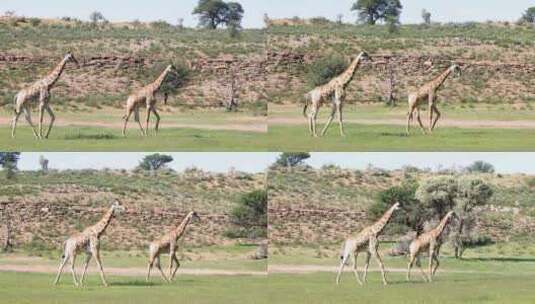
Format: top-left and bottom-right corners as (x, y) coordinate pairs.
(22, 105), (39, 139)
(80, 251), (92, 285)
(416, 109), (427, 134)
(53, 254), (69, 285)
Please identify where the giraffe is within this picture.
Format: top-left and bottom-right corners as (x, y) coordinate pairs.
(303, 51), (371, 137)
(407, 211), (456, 282)
(53, 200), (125, 287)
(11, 53), (79, 139)
(146, 211), (200, 283)
(336, 202), (400, 286)
(406, 63), (462, 135)
(122, 65), (178, 137)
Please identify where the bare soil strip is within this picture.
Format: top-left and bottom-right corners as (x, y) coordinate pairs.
(268, 264), (501, 275)
(0, 264), (267, 276)
(0, 117), (267, 133)
(270, 117), (535, 129)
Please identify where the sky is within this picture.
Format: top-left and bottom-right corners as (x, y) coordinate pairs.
(2, 0), (533, 28)
(16, 152), (535, 174)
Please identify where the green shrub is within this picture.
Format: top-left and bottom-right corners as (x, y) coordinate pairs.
(306, 54), (348, 88)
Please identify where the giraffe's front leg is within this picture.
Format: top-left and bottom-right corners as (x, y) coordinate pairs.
(370, 239), (388, 285)
(171, 253), (180, 281)
(427, 93), (435, 133)
(320, 101), (336, 137)
(53, 253), (69, 285)
(428, 243), (435, 282)
(168, 243), (176, 279)
(90, 240), (108, 287)
(362, 251), (371, 283)
(80, 251), (92, 285)
(351, 252), (363, 286)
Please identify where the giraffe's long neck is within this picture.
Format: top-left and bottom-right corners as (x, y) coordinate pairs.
(151, 68), (171, 93)
(433, 67), (453, 91)
(91, 207), (115, 238)
(370, 205), (397, 235)
(433, 212), (453, 238)
(339, 55), (363, 88)
(173, 213), (193, 241)
(43, 57), (69, 88)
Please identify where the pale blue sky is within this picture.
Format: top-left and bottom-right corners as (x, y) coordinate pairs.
(16, 152), (535, 174)
(2, 0), (533, 28)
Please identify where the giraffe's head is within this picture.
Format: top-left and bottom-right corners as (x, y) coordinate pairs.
(359, 51), (372, 62)
(450, 64), (462, 78)
(65, 52), (80, 68)
(189, 211), (201, 222)
(391, 202), (401, 211)
(110, 200), (126, 215)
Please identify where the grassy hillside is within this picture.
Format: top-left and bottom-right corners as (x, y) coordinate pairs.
(0, 169), (265, 250)
(269, 166), (535, 245)
(267, 22), (535, 107)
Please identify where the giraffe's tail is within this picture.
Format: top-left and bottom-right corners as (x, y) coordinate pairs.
(60, 240), (67, 260)
(302, 93), (310, 118)
(13, 93), (19, 115)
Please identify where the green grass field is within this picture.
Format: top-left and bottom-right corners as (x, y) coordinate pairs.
(268, 124), (535, 151)
(0, 126), (269, 151)
(267, 243), (535, 304)
(0, 272), (268, 304)
(267, 272), (535, 304)
(268, 104), (535, 151)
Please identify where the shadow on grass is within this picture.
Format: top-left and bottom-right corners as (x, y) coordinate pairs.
(63, 133), (119, 140)
(111, 280), (160, 287)
(379, 132), (409, 137)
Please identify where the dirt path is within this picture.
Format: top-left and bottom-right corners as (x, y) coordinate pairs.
(0, 264), (266, 276)
(268, 264), (500, 275)
(0, 117), (267, 133)
(270, 117), (535, 129)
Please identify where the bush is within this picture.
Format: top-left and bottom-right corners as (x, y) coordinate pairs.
(28, 18), (41, 27)
(306, 54), (348, 87)
(466, 161), (495, 173)
(227, 190), (267, 239)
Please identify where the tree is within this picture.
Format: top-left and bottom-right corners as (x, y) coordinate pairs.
(38, 155), (49, 173)
(369, 181), (425, 235)
(415, 176), (458, 219)
(336, 14), (344, 25)
(0, 152), (20, 180)
(227, 190), (267, 239)
(521, 7), (535, 24)
(89, 11), (106, 25)
(465, 161), (495, 174)
(177, 18), (184, 29)
(351, 0), (402, 25)
(274, 152), (311, 168)
(421, 9), (431, 25)
(137, 153), (173, 172)
(451, 178), (493, 258)
(193, 0), (244, 30)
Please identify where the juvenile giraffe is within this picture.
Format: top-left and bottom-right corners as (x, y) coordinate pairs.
(336, 202), (400, 286)
(122, 65), (177, 137)
(146, 211), (200, 282)
(11, 53), (79, 139)
(303, 51), (372, 137)
(406, 64), (462, 135)
(53, 200), (125, 287)
(407, 211), (456, 282)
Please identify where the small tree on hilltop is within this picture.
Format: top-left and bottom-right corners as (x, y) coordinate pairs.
(351, 0), (402, 25)
(226, 190), (267, 239)
(39, 155), (49, 173)
(273, 152), (311, 168)
(193, 0), (244, 30)
(89, 11), (106, 26)
(465, 161), (495, 174)
(137, 153), (173, 172)
(421, 9), (431, 25)
(0, 152), (20, 180)
(520, 7), (535, 24)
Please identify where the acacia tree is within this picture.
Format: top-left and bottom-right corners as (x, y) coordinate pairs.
(226, 190), (267, 239)
(421, 9), (431, 25)
(521, 7), (535, 24)
(193, 0), (244, 30)
(137, 153), (173, 172)
(0, 152), (20, 180)
(351, 0), (402, 25)
(273, 152), (311, 168)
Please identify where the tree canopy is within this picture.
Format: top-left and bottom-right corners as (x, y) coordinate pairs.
(227, 189), (267, 239)
(137, 153), (174, 171)
(521, 7), (535, 23)
(351, 0), (403, 25)
(273, 152), (311, 168)
(193, 0), (244, 29)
